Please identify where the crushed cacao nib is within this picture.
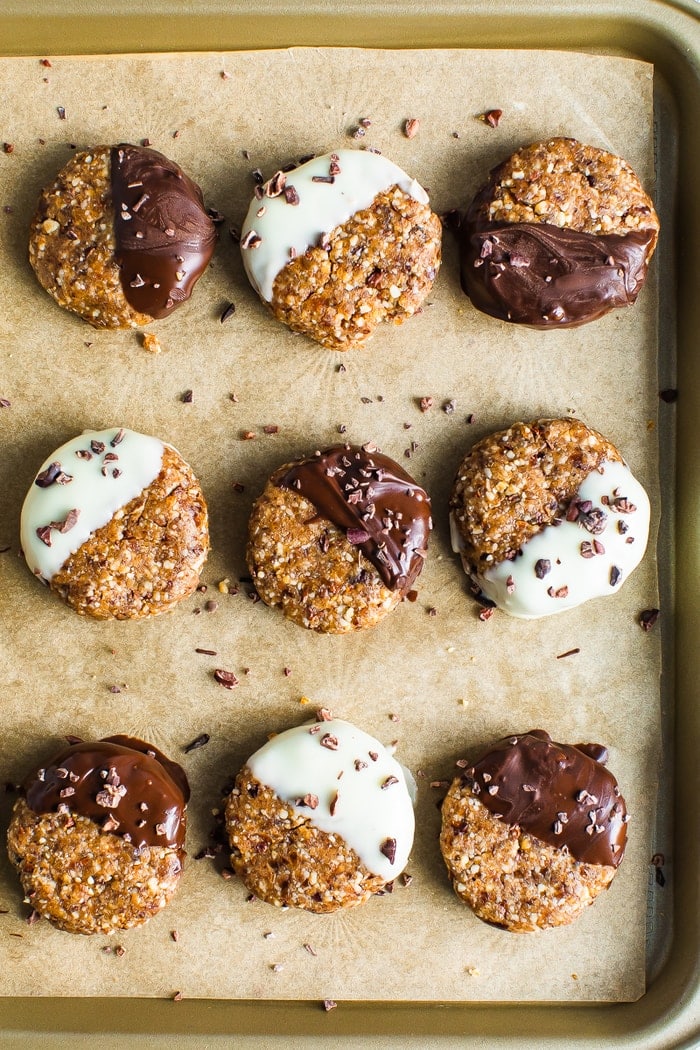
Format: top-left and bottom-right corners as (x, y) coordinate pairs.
(380, 837), (397, 864)
(481, 108), (503, 127)
(639, 608), (660, 632)
(442, 399), (456, 414)
(213, 668), (239, 689)
(320, 733), (339, 750)
(181, 389), (194, 404)
(263, 424), (280, 434)
(323, 1000), (337, 1012)
(35, 461), (72, 487)
(659, 388), (678, 403)
(0, 398), (10, 408)
(404, 118), (420, 138)
(220, 302), (236, 323)
(2, 143), (14, 154)
(419, 396), (433, 412)
(184, 733), (210, 753)
(534, 558), (551, 578)
(556, 648), (581, 659)
(303, 943), (318, 957)
(56, 106), (66, 119)
(610, 566), (622, 587)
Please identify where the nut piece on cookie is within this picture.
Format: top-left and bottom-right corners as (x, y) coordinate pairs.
(247, 442), (432, 633)
(7, 735), (190, 934)
(239, 149), (442, 350)
(225, 716), (415, 912)
(28, 144), (217, 328)
(449, 418), (650, 618)
(439, 729), (628, 932)
(20, 427), (209, 619)
(459, 137), (659, 327)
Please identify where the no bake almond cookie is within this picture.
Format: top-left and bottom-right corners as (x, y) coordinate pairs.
(240, 149), (442, 350)
(225, 716), (415, 912)
(20, 427), (209, 619)
(449, 418), (650, 618)
(439, 730), (628, 932)
(247, 443), (432, 633)
(459, 137), (659, 327)
(7, 736), (190, 935)
(28, 144), (217, 328)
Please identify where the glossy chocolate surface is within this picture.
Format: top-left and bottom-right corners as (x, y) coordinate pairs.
(24, 735), (189, 851)
(464, 729), (627, 867)
(276, 444), (432, 591)
(111, 144), (216, 319)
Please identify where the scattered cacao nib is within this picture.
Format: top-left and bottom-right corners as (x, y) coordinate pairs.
(35, 525), (53, 546)
(360, 396), (373, 404)
(480, 108), (503, 127)
(195, 647), (217, 656)
(639, 608), (660, 632)
(534, 558), (551, 579)
(547, 585), (569, 599)
(312, 174), (335, 184)
(181, 389), (194, 404)
(172, 991), (183, 1002)
(40, 58), (52, 67)
(283, 666), (292, 677)
(405, 589), (418, 602)
(241, 230), (262, 249)
(204, 600), (218, 612)
(404, 118), (420, 138)
(283, 184), (300, 205)
(419, 396), (433, 412)
(556, 648), (581, 659)
(380, 837), (397, 865)
(296, 793), (319, 809)
(26, 909), (41, 926)
(0, 398), (11, 408)
(2, 143), (14, 154)
(323, 1000), (337, 1012)
(610, 566), (622, 587)
(50, 508), (80, 534)
(220, 302), (236, 323)
(659, 388), (678, 403)
(381, 775), (399, 789)
(320, 733), (339, 751)
(303, 942), (318, 957)
(263, 424), (280, 434)
(241, 431), (256, 440)
(337, 363), (346, 374)
(56, 106), (66, 120)
(346, 527), (370, 545)
(466, 413), (475, 424)
(35, 461), (72, 487)
(442, 399), (456, 414)
(213, 668), (239, 689)
(478, 606), (494, 621)
(184, 733), (210, 754)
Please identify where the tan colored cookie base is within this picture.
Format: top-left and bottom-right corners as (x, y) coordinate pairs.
(225, 768), (386, 913)
(269, 186), (442, 351)
(28, 146), (149, 329)
(440, 781), (616, 932)
(449, 417), (622, 570)
(50, 445), (209, 619)
(7, 798), (184, 935)
(472, 137), (659, 250)
(247, 477), (402, 633)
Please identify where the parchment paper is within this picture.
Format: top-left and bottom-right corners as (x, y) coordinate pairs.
(0, 48), (660, 1002)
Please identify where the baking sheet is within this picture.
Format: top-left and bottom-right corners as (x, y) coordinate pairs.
(0, 47), (660, 1003)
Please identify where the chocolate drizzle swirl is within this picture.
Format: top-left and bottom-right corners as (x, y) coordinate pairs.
(459, 219), (655, 328)
(24, 735), (190, 851)
(111, 144), (217, 319)
(464, 729), (627, 867)
(276, 444), (432, 591)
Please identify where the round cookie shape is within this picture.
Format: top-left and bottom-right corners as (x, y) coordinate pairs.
(439, 730), (628, 932)
(28, 144), (217, 328)
(240, 149), (442, 350)
(20, 427), (209, 619)
(225, 716), (415, 912)
(459, 137), (659, 327)
(247, 442), (432, 633)
(449, 418), (650, 618)
(7, 735), (189, 934)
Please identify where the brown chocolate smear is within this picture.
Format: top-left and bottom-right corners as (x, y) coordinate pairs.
(111, 144), (217, 319)
(466, 729), (627, 867)
(276, 444), (432, 591)
(459, 219), (655, 328)
(24, 735), (189, 851)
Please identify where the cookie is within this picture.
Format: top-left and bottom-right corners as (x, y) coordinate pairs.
(28, 144), (217, 328)
(7, 735), (189, 934)
(20, 426), (209, 619)
(449, 418), (650, 618)
(459, 137), (659, 327)
(247, 442), (432, 633)
(439, 730), (628, 932)
(225, 716), (415, 912)
(240, 149), (442, 350)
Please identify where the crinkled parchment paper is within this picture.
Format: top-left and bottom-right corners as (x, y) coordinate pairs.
(0, 48), (660, 1001)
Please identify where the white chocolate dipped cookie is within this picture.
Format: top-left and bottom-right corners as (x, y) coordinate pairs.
(449, 418), (650, 619)
(20, 427), (209, 619)
(240, 149), (442, 351)
(225, 715), (415, 912)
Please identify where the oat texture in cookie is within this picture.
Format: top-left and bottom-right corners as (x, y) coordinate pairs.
(28, 144), (216, 328)
(439, 730), (627, 932)
(459, 137), (660, 326)
(20, 427), (209, 619)
(247, 443), (432, 633)
(7, 736), (190, 934)
(225, 717), (415, 912)
(449, 418), (650, 618)
(240, 149), (442, 350)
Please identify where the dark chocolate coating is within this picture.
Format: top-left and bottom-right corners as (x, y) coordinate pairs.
(24, 735), (189, 851)
(464, 729), (627, 867)
(459, 219), (655, 328)
(111, 144), (216, 319)
(276, 444), (432, 591)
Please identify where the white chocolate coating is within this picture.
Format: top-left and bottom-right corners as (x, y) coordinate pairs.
(247, 717), (415, 881)
(21, 428), (164, 582)
(453, 460), (650, 619)
(240, 149), (429, 303)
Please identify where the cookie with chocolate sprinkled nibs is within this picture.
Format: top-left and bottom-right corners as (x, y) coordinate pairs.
(7, 736), (189, 935)
(449, 418), (650, 618)
(225, 717), (415, 912)
(28, 144), (217, 328)
(240, 149), (441, 350)
(440, 730), (628, 931)
(247, 443), (432, 633)
(21, 427), (208, 619)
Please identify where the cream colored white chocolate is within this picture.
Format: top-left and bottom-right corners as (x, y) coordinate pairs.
(240, 149), (430, 303)
(21, 428), (164, 582)
(452, 460), (650, 618)
(247, 717), (415, 880)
